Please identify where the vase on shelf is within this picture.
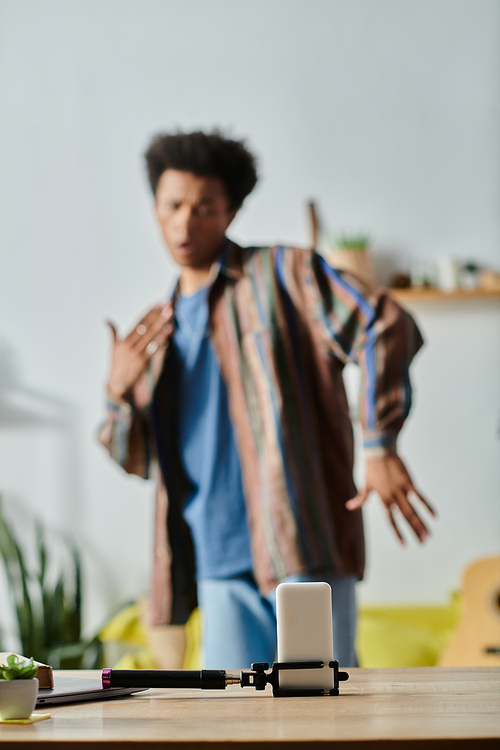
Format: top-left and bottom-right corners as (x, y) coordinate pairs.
(325, 246), (375, 283)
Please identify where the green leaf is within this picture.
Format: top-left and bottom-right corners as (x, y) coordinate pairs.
(0, 654), (38, 680)
(35, 520), (47, 588)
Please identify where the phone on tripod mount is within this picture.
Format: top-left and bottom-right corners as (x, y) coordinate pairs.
(276, 581), (335, 692)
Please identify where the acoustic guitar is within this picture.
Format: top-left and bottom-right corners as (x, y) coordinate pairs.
(438, 555), (500, 667)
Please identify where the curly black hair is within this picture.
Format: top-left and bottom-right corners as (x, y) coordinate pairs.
(144, 130), (258, 211)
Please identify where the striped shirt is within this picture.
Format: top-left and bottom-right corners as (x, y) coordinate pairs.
(99, 242), (423, 625)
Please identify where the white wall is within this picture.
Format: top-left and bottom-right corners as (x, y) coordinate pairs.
(0, 0), (499, 642)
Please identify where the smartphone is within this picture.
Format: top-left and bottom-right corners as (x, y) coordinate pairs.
(276, 581), (334, 691)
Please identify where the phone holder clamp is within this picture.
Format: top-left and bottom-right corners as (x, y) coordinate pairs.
(240, 660), (349, 697)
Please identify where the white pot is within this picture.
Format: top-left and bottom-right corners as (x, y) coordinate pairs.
(0, 678), (39, 720)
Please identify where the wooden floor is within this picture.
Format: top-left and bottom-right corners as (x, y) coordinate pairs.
(0, 667), (499, 749)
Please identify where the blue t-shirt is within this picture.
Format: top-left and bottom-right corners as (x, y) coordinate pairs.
(170, 284), (253, 579)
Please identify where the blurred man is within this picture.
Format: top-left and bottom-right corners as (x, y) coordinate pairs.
(99, 130), (435, 668)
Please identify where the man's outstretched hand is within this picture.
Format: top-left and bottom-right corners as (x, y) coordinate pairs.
(346, 453), (436, 544)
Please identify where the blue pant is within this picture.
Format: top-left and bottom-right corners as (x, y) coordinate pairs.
(197, 572), (357, 669)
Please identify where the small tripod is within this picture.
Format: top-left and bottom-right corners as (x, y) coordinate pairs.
(102, 660), (349, 697)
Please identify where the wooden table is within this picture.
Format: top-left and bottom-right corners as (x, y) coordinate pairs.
(1, 667), (499, 749)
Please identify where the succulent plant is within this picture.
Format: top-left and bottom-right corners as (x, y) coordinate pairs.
(0, 654), (39, 681)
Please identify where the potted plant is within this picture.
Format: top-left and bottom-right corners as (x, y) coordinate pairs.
(0, 496), (103, 670)
(327, 233), (375, 282)
(0, 654), (39, 720)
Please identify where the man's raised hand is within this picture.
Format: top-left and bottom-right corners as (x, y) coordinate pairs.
(106, 303), (174, 402)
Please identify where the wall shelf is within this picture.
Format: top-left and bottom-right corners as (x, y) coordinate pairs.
(390, 285), (500, 304)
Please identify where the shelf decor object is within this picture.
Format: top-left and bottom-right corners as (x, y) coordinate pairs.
(327, 234), (375, 283)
